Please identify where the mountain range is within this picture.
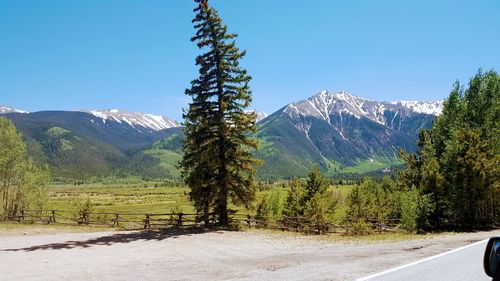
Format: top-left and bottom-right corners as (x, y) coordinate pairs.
(254, 91), (441, 178)
(1, 91), (442, 179)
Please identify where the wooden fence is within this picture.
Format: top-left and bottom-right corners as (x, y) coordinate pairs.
(243, 215), (400, 234)
(2, 209), (400, 234)
(4, 209), (212, 229)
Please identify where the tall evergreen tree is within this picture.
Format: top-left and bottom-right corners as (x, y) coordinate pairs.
(283, 178), (305, 217)
(420, 157), (445, 228)
(303, 165), (327, 204)
(181, 0), (259, 224)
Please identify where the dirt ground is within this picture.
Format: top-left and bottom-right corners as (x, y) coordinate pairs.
(0, 227), (498, 281)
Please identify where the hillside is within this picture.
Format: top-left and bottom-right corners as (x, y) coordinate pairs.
(1, 93), (440, 180)
(3, 110), (180, 179)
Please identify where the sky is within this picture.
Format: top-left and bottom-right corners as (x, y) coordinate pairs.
(1, 0), (499, 121)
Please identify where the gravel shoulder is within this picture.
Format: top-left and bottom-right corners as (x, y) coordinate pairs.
(0, 227), (498, 281)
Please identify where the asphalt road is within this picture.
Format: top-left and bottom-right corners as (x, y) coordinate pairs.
(358, 239), (491, 281)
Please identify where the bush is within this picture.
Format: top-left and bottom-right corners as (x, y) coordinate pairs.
(255, 195), (271, 227)
(348, 219), (372, 235)
(74, 198), (95, 224)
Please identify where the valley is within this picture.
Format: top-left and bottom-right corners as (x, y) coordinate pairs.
(1, 91), (442, 180)
(1, 1), (499, 280)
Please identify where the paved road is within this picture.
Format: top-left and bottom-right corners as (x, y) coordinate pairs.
(359, 240), (491, 281)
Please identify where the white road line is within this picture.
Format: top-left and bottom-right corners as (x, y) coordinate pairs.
(356, 238), (489, 281)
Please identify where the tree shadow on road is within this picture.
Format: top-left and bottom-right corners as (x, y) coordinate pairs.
(1, 226), (230, 252)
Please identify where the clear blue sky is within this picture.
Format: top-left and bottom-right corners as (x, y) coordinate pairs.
(1, 0), (499, 121)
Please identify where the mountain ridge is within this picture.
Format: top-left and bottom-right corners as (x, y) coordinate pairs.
(78, 109), (180, 132)
(0, 105), (28, 114)
(254, 90), (439, 178)
(2, 91), (441, 179)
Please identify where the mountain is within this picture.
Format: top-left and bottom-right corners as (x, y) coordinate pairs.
(254, 91), (438, 178)
(245, 110), (268, 122)
(78, 109), (179, 132)
(0, 105), (28, 114)
(1, 93), (440, 180)
(2, 110), (180, 179)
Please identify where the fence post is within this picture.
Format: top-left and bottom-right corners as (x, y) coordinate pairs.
(246, 214), (251, 228)
(79, 211), (89, 225)
(20, 209), (25, 222)
(113, 213), (119, 228)
(50, 210), (56, 224)
(144, 214), (151, 229)
(177, 213), (183, 228)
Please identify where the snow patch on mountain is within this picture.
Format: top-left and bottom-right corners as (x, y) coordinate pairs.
(0, 106), (28, 114)
(80, 109), (179, 131)
(390, 100), (443, 115)
(284, 90), (387, 125)
(284, 91), (443, 124)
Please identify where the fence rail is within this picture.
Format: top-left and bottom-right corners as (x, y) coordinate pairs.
(240, 215), (400, 235)
(3, 209), (207, 230)
(2, 209), (400, 234)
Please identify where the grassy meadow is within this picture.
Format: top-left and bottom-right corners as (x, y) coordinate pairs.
(46, 182), (355, 222)
(48, 183), (195, 214)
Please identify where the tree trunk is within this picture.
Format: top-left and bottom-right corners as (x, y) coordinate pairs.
(217, 187), (228, 225)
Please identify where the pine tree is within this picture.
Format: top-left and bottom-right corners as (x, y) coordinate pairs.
(345, 183), (368, 222)
(396, 148), (420, 191)
(303, 165), (327, 204)
(419, 157), (444, 228)
(283, 178), (305, 217)
(181, 0), (260, 225)
(397, 69), (499, 230)
(431, 82), (465, 158)
(446, 129), (494, 228)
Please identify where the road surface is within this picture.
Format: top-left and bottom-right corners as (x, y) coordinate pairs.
(359, 239), (491, 281)
(0, 227), (498, 280)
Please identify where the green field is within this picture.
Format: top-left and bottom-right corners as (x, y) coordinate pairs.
(47, 183), (292, 216)
(49, 184), (195, 214)
(21, 182), (358, 230)
(47, 182), (354, 218)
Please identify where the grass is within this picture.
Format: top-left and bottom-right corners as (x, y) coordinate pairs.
(1, 180), (355, 222)
(48, 184), (195, 214)
(1, 182), (389, 237)
(342, 158), (402, 174)
(46, 183), (355, 220)
(47, 183), (266, 216)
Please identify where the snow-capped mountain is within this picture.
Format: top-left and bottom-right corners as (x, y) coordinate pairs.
(390, 100), (443, 116)
(245, 110), (268, 122)
(2, 93), (442, 179)
(79, 109), (179, 131)
(255, 90), (438, 178)
(0, 105), (28, 114)
(283, 90), (441, 128)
